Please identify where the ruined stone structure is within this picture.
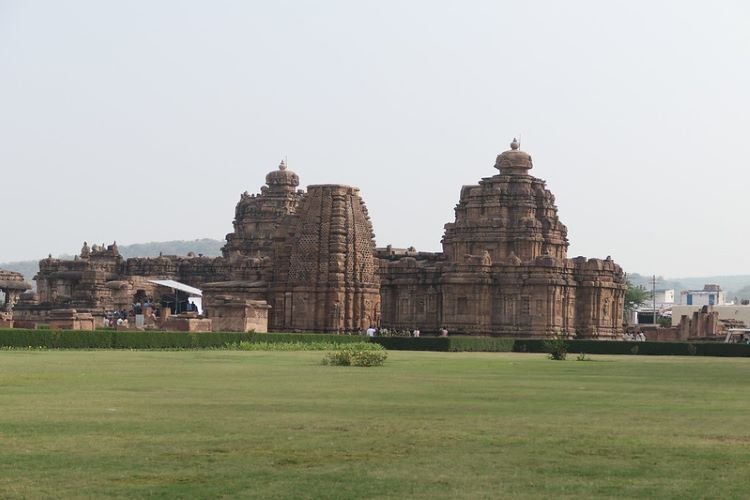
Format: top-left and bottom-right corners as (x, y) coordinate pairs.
(24, 140), (625, 337)
(0, 268), (32, 327)
(30, 243), (230, 313)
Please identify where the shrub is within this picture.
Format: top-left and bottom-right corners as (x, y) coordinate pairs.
(250, 333), (366, 345)
(374, 328), (412, 337)
(544, 334), (568, 361)
(230, 340), (378, 352)
(323, 344), (388, 367)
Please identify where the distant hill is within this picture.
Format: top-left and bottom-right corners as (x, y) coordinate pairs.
(0, 238), (224, 283)
(115, 239), (223, 259)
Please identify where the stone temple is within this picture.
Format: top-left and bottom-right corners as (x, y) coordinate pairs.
(378, 139), (625, 338)
(15, 140), (625, 338)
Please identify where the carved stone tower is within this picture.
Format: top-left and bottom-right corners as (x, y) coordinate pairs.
(270, 185), (380, 332)
(442, 139), (569, 263)
(222, 160), (304, 259)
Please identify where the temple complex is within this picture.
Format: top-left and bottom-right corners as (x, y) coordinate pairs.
(17, 140), (626, 338)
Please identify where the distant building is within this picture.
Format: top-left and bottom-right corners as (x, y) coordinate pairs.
(654, 289), (675, 304)
(632, 289), (674, 325)
(680, 284), (725, 306)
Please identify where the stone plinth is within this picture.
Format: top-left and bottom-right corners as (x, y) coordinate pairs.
(207, 298), (270, 333)
(162, 315), (213, 332)
(202, 281), (271, 332)
(48, 309), (95, 331)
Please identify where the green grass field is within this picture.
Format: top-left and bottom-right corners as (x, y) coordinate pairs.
(1, 350), (749, 499)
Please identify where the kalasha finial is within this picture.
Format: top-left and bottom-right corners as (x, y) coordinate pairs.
(279, 159), (287, 171)
(510, 138), (520, 150)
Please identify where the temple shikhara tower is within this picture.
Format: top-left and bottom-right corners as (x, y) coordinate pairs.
(378, 139), (626, 338)
(20, 139), (626, 338)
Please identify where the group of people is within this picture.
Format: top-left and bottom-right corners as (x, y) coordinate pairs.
(132, 299), (156, 315)
(103, 299), (162, 328)
(363, 326), (449, 337)
(413, 327), (449, 337)
(103, 310), (130, 327)
(624, 332), (646, 342)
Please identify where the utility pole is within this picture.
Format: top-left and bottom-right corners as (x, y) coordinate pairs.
(653, 274), (657, 326)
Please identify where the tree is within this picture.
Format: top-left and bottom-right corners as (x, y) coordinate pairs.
(624, 279), (650, 323)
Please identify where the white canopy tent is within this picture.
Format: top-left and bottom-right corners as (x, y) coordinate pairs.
(147, 279), (203, 314)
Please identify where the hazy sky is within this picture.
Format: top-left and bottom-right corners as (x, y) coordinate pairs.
(1, 1), (748, 277)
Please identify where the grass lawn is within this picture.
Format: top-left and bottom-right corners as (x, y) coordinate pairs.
(1, 350), (749, 499)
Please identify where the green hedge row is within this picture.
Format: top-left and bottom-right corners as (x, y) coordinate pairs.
(509, 339), (750, 357)
(0, 329), (254, 349)
(372, 337), (452, 351)
(0, 330), (373, 349)
(2, 329), (749, 357)
(372, 336), (750, 357)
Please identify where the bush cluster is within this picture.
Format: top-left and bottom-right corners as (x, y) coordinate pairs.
(323, 344), (388, 367)
(543, 335), (568, 361)
(229, 340), (375, 351)
(250, 333), (365, 345)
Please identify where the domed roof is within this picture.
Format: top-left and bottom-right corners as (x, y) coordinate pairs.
(265, 159), (299, 188)
(495, 138), (533, 175)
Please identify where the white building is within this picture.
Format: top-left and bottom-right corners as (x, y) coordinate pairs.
(654, 289), (674, 304)
(680, 284), (725, 306)
(633, 289), (674, 325)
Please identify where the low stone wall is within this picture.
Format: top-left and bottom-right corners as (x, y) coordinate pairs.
(641, 326), (682, 342)
(162, 316), (212, 332)
(48, 309), (95, 331)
